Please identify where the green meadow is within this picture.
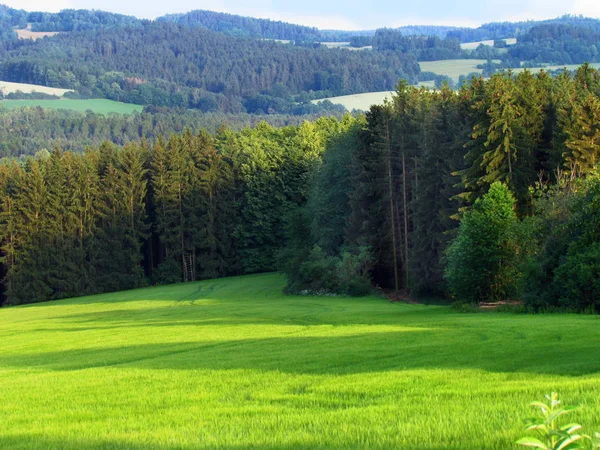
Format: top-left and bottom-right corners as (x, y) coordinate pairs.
(420, 59), (502, 81)
(1, 273), (599, 449)
(0, 98), (143, 115)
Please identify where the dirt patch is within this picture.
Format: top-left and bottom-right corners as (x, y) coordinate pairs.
(382, 289), (420, 304)
(479, 300), (522, 310)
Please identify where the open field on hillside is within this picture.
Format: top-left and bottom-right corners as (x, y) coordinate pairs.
(313, 91), (395, 110)
(0, 81), (72, 96)
(1, 273), (599, 449)
(460, 38), (517, 50)
(15, 24), (61, 40)
(321, 42), (372, 51)
(0, 99), (143, 115)
(420, 59), (501, 80)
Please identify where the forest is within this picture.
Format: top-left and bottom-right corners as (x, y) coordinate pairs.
(0, 107), (345, 157)
(3, 5), (600, 115)
(2, 66), (600, 313)
(0, 22), (419, 113)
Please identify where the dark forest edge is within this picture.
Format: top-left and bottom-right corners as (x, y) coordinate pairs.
(2, 66), (600, 313)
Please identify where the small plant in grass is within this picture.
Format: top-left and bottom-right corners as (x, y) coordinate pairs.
(517, 392), (599, 449)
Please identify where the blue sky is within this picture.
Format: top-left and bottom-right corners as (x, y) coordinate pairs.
(8, 0), (600, 29)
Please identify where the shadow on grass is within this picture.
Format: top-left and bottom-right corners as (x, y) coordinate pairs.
(3, 326), (600, 376)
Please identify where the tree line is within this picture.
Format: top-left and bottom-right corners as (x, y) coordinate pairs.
(283, 66), (600, 312)
(0, 106), (345, 158)
(2, 67), (600, 311)
(0, 117), (350, 306)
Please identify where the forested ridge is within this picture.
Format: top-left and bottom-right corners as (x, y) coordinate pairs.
(3, 67), (600, 312)
(3, 5), (600, 114)
(0, 107), (345, 157)
(0, 21), (419, 113)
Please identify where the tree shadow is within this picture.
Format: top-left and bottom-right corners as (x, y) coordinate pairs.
(3, 326), (600, 376)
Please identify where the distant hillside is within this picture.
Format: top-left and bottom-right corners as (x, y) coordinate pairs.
(159, 10), (324, 42)
(0, 4), (141, 32)
(0, 22), (420, 113)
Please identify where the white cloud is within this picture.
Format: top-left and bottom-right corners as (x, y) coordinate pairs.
(4, 0), (72, 12)
(571, 0), (600, 17)
(252, 11), (361, 30)
(391, 17), (482, 28)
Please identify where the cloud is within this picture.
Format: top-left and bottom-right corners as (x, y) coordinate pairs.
(571, 0), (600, 17)
(252, 11), (361, 30)
(4, 0), (73, 12)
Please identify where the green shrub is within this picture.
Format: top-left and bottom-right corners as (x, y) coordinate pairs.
(282, 244), (374, 296)
(554, 243), (600, 313)
(445, 182), (519, 304)
(152, 258), (182, 285)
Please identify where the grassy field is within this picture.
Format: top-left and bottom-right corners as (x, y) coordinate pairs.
(16, 24), (61, 40)
(0, 98), (143, 115)
(313, 91), (395, 110)
(420, 59), (501, 81)
(460, 38), (517, 50)
(1, 273), (600, 449)
(321, 42), (372, 51)
(0, 81), (73, 96)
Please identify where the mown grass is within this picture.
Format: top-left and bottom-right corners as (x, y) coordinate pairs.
(0, 98), (143, 115)
(1, 273), (599, 449)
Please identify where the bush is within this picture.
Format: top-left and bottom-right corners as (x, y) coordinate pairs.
(554, 243), (600, 313)
(282, 245), (374, 296)
(445, 182), (519, 304)
(152, 258), (182, 285)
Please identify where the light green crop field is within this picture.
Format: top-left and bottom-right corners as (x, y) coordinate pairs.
(1, 273), (600, 449)
(460, 38), (517, 50)
(420, 59), (502, 81)
(0, 98), (143, 115)
(0, 80), (73, 96)
(313, 91), (395, 111)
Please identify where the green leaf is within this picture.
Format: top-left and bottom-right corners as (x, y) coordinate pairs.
(561, 424), (583, 434)
(556, 435), (583, 450)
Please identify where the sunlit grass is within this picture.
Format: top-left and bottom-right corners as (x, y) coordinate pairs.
(1, 273), (599, 449)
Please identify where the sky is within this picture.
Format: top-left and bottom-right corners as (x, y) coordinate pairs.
(6, 0), (600, 30)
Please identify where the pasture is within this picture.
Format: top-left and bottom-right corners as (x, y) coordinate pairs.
(420, 59), (501, 81)
(0, 98), (143, 115)
(313, 91), (395, 110)
(460, 37), (517, 50)
(1, 273), (599, 449)
(321, 42), (372, 51)
(0, 81), (73, 96)
(15, 24), (61, 40)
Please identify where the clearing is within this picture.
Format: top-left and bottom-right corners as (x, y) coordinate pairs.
(1, 273), (599, 449)
(0, 98), (143, 115)
(313, 83), (433, 111)
(420, 59), (502, 81)
(15, 24), (61, 40)
(0, 81), (73, 96)
(460, 38), (517, 50)
(321, 42), (372, 51)
(313, 91), (395, 110)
